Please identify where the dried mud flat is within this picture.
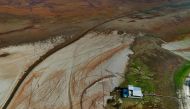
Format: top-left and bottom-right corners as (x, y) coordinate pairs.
(0, 31), (134, 109)
(0, 37), (64, 107)
(0, 0), (187, 48)
(162, 38), (190, 61)
(0, 1), (190, 109)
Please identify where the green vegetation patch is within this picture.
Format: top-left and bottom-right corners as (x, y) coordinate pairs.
(174, 61), (190, 89)
(120, 58), (155, 93)
(118, 58), (157, 108)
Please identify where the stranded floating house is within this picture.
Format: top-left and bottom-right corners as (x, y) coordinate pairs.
(121, 85), (143, 98)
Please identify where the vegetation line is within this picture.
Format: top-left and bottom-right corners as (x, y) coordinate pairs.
(174, 61), (190, 89)
(80, 75), (115, 109)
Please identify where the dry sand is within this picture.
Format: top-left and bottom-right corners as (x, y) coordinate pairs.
(162, 38), (190, 61)
(0, 36), (64, 107)
(4, 31), (134, 109)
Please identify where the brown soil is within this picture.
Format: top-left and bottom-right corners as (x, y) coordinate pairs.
(0, 0), (184, 48)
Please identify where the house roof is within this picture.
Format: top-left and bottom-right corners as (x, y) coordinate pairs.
(128, 85), (143, 97)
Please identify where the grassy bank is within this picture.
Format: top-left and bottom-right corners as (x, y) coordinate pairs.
(120, 58), (155, 93)
(174, 61), (190, 89)
(116, 36), (184, 109)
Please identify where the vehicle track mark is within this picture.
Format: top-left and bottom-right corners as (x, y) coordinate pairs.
(2, 12), (134, 109)
(80, 75), (115, 109)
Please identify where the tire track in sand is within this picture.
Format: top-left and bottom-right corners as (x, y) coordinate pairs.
(3, 12), (135, 109)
